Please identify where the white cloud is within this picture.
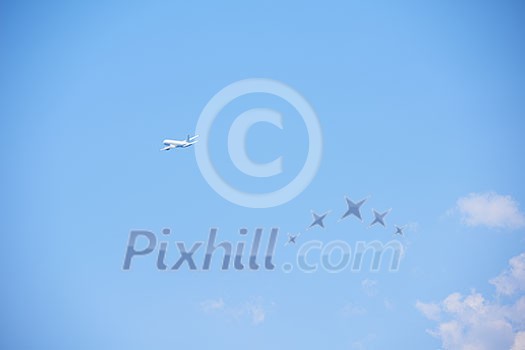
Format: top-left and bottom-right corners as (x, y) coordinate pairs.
(512, 331), (525, 350)
(455, 192), (525, 229)
(419, 292), (521, 350)
(417, 252), (525, 350)
(490, 253), (525, 296)
(416, 300), (441, 321)
(200, 297), (271, 325)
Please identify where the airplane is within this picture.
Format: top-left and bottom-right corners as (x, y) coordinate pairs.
(161, 135), (199, 151)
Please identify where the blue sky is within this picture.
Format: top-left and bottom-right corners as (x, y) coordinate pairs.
(2, 0), (525, 349)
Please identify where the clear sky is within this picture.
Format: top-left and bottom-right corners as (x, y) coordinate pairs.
(2, 1), (525, 349)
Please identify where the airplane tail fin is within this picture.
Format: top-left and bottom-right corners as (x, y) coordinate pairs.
(187, 134), (199, 142)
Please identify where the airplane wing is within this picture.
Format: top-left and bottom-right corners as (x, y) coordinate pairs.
(189, 135), (199, 141)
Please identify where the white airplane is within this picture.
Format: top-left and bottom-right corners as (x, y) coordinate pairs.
(161, 135), (199, 151)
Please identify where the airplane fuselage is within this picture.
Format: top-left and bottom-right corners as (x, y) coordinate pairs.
(163, 139), (190, 148)
(161, 135), (199, 151)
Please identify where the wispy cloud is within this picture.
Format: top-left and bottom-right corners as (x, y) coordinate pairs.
(417, 251), (525, 350)
(383, 298), (395, 311)
(351, 334), (377, 350)
(244, 299), (267, 325)
(200, 298), (225, 312)
(361, 279), (378, 297)
(200, 297), (271, 325)
(341, 302), (367, 317)
(453, 192), (525, 229)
